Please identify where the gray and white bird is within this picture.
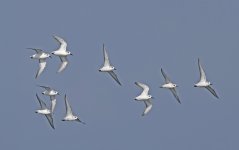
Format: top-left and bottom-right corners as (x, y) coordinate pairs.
(160, 68), (181, 104)
(35, 94), (55, 129)
(134, 82), (153, 116)
(29, 48), (51, 79)
(38, 85), (59, 113)
(62, 95), (85, 124)
(99, 44), (121, 85)
(194, 58), (219, 99)
(51, 35), (72, 73)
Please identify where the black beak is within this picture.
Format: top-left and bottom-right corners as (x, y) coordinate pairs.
(194, 85), (197, 87)
(70, 53), (73, 56)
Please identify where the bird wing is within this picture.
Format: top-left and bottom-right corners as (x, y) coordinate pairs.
(45, 114), (55, 129)
(142, 99), (152, 116)
(205, 86), (219, 99)
(57, 56), (68, 73)
(198, 58), (207, 82)
(76, 118), (86, 125)
(36, 94), (47, 109)
(50, 96), (56, 113)
(64, 95), (73, 117)
(53, 35), (67, 51)
(39, 85), (51, 91)
(170, 88), (181, 104)
(103, 44), (110, 67)
(108, 71), (121, 85)
(28, 48), (43, 54)
(135, 82), (149, 95)
(161, 68), (171, 83)
(35, 59), (46, 79)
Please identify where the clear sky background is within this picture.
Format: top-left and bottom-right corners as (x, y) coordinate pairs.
(0, 0), (238, 149)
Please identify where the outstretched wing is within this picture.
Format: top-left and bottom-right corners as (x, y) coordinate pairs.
(45, 114), (55, 129)
(50, 96), (56, 113)
(35, 59), (46, 79)
(38, 85), (51, 91)
(198, 58), (206, 82)
(135, 82), (149, 95)
(103, 44), (110, 66)
(108, 71), (121, 85)
(64, 95), (73, 116)
(142, 99), (152, 116)
(170, 88), (181, 104)
(36, 94), (47, 109)
(57, 56), (68, 73)
(205, 86), (219, 99)
(53, 35), (67, 50)
(28, 48), (43, 54)
(76, 118), (86, 125)
(161, 68), (171, 83)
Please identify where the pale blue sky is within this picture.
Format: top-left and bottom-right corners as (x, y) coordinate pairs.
(0, 0), (238, 149)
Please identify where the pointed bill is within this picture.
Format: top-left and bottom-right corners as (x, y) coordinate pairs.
(103, 44), (110, 67)
(35, 59), (46, 79)
(170, 88), (181, 104)
(142, 99), (152, 116)
(161, 68), (171, 83)
(198, 58), (207, 82)
(205, 86), (219, 99)
(53, 35), (67, 51)
(108, 71), (121, 85)
(57, 56), (68, 73)
(64, 95), (73, 117)
(135, 82), (149, 96)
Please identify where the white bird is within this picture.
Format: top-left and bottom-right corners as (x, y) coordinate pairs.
(62, 95), (85, 124)
(194, 58), (219, 99)
(160, 68), (181, 104)
(29, 48), (51, 79)
(39, 85), (59, 113)
(134, 82), (153, 116)
(51, 35), (72, 73)
(35, 94), (55, 129)
(99, 44), (121, 85)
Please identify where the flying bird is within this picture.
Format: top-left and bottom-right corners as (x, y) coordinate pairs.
(29, 48), (51, 79)
(160, 68), (181, 104)
(62, 94), (86, 124)
(38, 85), (59, 113)
(134, 82), (153, 116)
(99, 44), (121, 85)
(51, 35), (72, 73)
(35, 94), (55, 129)
(194, 58), (219, 99)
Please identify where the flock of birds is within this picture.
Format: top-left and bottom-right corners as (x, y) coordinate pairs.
(30, 35), (219, 129)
